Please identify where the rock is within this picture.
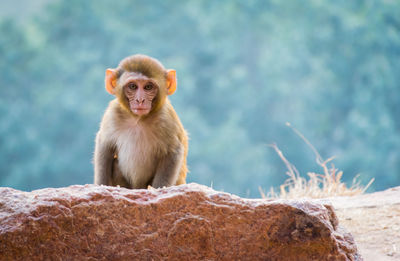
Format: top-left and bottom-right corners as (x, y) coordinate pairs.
(327, 186), (400, 210)
(326, 186), (400, 261)
(0, 183), (362, 260)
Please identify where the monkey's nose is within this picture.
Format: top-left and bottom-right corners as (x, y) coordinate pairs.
(136, 98), (145, 104)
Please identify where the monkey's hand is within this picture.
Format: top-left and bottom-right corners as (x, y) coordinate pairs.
(151, 145), (184, 188)
(94, 134), (114, 186)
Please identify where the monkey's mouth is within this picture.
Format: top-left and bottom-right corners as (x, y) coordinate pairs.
(131, 107), (151, 116)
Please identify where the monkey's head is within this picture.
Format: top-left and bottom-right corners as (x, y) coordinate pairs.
(105, 54), (177, 117)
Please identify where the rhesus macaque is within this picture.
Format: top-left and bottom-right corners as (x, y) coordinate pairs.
(94, 54), (188, 189)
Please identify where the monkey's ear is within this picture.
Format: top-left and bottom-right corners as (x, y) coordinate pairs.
(105, 69), (118, 95)
(166, 69), (177, 95)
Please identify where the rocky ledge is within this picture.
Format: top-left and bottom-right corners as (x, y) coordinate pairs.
(0, 183), (361, 260)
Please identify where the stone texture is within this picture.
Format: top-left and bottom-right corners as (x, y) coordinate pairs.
(0, 183), (362, 260)
(327, 186), (400, 261)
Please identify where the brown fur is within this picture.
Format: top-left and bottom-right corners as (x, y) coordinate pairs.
(94, 55), (188, 189)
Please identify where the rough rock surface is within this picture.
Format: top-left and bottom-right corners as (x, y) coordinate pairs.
(327, 186), (400, 261)
(0, 183), (361, 260)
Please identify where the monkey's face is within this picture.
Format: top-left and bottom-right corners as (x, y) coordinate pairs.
(122, 73), (159, 116)
(104, 55), (177, 117)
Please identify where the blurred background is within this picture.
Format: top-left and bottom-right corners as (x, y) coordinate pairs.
(0, 0), (399, 197)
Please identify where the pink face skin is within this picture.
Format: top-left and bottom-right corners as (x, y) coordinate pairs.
(123, 75), (159, 116)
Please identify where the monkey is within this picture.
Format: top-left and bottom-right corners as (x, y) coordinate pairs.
(94, 54), (188, 189)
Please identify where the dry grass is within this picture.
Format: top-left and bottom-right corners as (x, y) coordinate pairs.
(260, 123), (374, 199)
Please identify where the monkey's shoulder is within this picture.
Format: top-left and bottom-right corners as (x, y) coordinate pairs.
(99, 99), (183, 145)
(157, 100), (188, 142)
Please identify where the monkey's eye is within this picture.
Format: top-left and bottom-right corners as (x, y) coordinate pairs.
(127, 83), (138, 90)
(144, 84), (154, 91)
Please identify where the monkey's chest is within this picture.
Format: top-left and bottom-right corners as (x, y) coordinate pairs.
(114, 128), (165, 184)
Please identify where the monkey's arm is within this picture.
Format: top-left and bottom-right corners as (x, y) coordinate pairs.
(151, 144), (184, 188)
(94, 133), (115, 185)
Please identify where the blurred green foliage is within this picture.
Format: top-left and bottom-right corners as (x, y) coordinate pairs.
(0, 0), (399, 197)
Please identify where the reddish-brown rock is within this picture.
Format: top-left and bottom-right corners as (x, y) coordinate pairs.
(0, 183), (361, 260)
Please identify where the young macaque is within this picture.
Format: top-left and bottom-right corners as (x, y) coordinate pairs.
(94, 54), (188, 189)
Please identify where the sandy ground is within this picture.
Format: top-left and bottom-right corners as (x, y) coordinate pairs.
(327, 187), (400, 261)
